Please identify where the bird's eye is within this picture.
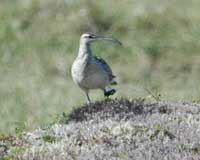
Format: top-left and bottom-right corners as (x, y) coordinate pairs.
(88, 35), (93, 38)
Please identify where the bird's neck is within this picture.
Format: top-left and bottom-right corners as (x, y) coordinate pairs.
(77, 43), (92, 59)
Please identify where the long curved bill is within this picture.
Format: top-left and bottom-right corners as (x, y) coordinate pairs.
(96, 36), (122, 45)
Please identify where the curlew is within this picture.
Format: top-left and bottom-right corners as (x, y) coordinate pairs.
(71, 33), (122, 103)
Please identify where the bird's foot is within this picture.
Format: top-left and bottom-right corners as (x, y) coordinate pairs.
(104, 89), (116, 97)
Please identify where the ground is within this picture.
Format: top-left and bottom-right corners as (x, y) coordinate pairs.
(1, 99), (200, 160)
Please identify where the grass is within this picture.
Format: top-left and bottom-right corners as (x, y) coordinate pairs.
(1, 0), (200, 134)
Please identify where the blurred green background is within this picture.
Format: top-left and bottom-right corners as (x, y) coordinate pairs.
(1, 0), (200, 134)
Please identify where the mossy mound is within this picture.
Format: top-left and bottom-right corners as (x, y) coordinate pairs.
(1, 99), (200, 160)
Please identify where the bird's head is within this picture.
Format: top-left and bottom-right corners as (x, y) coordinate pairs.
(80, 33), (122, 46)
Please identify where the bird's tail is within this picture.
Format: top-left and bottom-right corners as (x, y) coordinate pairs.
(110, 79), (117, 85)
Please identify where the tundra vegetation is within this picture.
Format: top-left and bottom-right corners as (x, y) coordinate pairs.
(1, 99), (200, 159)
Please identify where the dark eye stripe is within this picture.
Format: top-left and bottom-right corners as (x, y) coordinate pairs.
(84, 34), (95, 38)
(84, 35), (93, 38)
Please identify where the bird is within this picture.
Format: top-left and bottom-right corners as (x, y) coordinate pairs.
(71, 33), (122, 104)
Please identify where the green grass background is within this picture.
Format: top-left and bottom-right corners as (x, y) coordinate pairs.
(1, 0), (200, 133)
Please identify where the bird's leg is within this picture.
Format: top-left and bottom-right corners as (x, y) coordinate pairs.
(85, 91), (91, 104)
(103, 88), (116, 98)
